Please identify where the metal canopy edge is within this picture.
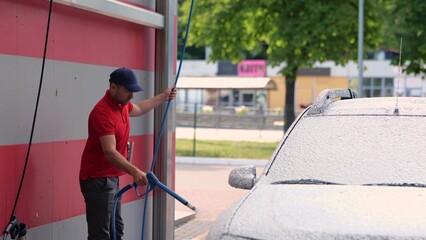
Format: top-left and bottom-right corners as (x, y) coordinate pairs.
(53, 0), (164, 29)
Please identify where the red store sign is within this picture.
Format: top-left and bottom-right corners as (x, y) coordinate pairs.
(237, 60), (267, 77)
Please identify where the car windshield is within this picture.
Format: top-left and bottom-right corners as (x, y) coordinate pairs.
(266, 114), (426, 186)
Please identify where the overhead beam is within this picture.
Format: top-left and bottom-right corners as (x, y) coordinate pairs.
(52, 0), (164, 29)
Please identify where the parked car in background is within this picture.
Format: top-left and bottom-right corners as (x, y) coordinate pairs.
(207, 89), (426, 240)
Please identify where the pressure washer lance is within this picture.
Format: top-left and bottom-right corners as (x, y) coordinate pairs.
(111, 172), (195, 240)
(146, 172), (196, 210)
(123, 143), (195, 209)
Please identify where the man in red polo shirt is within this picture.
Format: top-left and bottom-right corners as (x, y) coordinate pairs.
(79, 67), (176, 240)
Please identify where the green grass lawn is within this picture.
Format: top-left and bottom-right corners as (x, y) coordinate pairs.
(176, 139), (279, 160)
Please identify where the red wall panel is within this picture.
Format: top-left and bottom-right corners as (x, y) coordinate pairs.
(0, 135), (153, 229)
(0, 0), (155, 71)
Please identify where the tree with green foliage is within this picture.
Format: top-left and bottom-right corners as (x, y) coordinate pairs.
(390, 1), (426, 76)
(180, 0), (385, 131)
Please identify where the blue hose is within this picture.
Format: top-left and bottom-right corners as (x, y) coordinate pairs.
(112, 0), (195, 239)
(112, 183), (153, 240)
(112, 183), (134, 240)
(140, 0), (195, 239)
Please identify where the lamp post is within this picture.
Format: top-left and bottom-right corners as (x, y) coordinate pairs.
(358, 0), (364, 97)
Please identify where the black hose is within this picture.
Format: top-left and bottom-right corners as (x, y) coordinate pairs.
(4, 0), (54, 234)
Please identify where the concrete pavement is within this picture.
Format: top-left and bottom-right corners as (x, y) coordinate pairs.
(173, 127), (276, 239)
(173, 163), (265, 240)
(173, 159), (267, 239)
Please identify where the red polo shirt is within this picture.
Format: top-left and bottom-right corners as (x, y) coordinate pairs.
(80, 90), (133, 180)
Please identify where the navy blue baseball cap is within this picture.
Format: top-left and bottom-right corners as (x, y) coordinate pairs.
(109, 67), (143, 92)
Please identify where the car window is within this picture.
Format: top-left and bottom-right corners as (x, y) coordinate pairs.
(267, 115), (426, 185)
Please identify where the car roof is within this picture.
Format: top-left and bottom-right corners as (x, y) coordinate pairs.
(307, 89), (426, 116)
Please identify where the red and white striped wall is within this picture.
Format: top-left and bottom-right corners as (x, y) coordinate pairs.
(0, 0), (176, 239)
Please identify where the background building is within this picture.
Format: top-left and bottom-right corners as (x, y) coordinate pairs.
(177, 52), (426, 116)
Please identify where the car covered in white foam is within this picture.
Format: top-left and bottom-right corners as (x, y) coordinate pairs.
(207, 89), (426, 240)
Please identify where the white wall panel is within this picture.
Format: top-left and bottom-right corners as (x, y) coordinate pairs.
(0, 54), (155, 145)
(26, 198), (150, 240)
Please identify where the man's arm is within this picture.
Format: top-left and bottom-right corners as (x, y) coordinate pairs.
(99, 135), (148, 186)
(130, 87), (177, 117)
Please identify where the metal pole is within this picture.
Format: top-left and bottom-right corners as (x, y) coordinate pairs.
(153, 1), (176, 239)
(358, 0), (364, 97)
(192, 103), (197, 157)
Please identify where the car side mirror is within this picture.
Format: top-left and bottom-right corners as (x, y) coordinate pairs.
(228, 165), (256, 190)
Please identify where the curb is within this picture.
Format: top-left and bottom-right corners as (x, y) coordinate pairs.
(175, 209), (196, 227)
(176, 156), (268, 166)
